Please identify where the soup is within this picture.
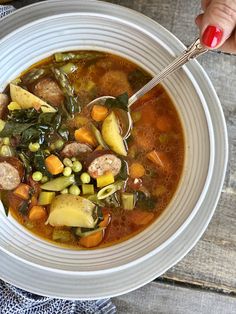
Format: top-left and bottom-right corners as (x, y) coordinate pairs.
(0, 51), (184, 249)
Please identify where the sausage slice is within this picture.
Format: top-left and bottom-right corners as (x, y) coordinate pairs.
(61, 142), (92, 158)
(0, 157), (24, 190)
(87, 151), (122, 178)
(33, 77), (64, 107)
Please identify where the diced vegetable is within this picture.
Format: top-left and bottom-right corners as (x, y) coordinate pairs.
(146, 150), (172, 173)
(29, 142), (40, 152)
(131, 111), (141, 123)
(97, 183), (118, 200)
(52, 229), (72, 242)
(38, 191), (56, 205)
(97, 172), (114, 188)
(60, 63), (78, 74)
(99, 212), (111, 228)
(8, 102), (21, 110)
(45, 154), (64, 175)
(102, 111), (127, 156)
(41, 175), (75, 191)
(129, 210), (154, 225)
(90, 124), (108, 149)
(0, 145), (15, 157)
(91, 105), (109, 122)
(0, 119), (6, 132)
(10, 84), (56, 112)
(46, 194), (96, 228)
(121, 193), (135, 210)
(82, 184), (94, 195)
(129, 162), (145, 178)
(29, 205), (47, 221)
(79, 230), (104, 248)
(13, 183), (31, 200)
(74, 126), (97, 147)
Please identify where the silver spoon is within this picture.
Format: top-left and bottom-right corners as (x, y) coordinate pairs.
(88, 38), (208, 138)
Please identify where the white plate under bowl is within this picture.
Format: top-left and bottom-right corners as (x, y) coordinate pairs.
(0, 0), (228, 299)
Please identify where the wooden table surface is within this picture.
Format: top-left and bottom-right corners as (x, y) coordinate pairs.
(5, 0), (236, 313)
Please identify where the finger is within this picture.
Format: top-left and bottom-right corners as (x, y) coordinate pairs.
(195, 14), (203, 27)
(200, 0), (236, 49)
(218, 29), (236, 53)
(201, 0), (212, 11)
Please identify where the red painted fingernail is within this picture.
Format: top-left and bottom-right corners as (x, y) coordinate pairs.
(202, 25), (223, 48)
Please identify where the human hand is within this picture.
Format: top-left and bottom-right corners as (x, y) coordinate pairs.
(196, 0), (236, 53)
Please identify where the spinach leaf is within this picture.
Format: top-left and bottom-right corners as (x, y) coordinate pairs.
(58, 125), (69, 141)
(135, 191), (157, 211)
(34, 150), (52, 177)
(18, 201), (29, 216)
(0, 122), (33, 137)
(9, 108), (39, 123)
(105, 92), (129, 111)
(118, 159), (129, 180)
(19, 152), (33, 178)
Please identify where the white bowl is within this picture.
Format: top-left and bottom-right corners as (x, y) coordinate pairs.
(0, 0), (228, 298)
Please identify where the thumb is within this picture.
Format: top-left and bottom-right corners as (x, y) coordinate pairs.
(200, 0), (236, 49)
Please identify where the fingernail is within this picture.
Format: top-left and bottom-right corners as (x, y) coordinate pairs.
(202, 25), (223, 48)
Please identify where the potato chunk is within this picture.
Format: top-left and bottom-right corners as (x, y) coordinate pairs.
(46, 194), (96, 228)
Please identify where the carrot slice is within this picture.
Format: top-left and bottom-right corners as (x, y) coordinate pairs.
(91, 105), (109, 122)
(45, 154), (64, 175)
(146, 150), (172, 173)
(74, 127), (97, 147)
(129, 162), (145, 178)
(129, 210), (154, 225)
(13, 183), (31, 200)
(99, 212), (111, 228)
(28, 205), (47, 221)
(79, 230), (104, 248)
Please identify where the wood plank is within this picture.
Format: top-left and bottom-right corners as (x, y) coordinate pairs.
(112, 281), (236, 314)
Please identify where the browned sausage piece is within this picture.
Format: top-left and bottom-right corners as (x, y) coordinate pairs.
(98, 70), (133, 97)
(61, 142), (92, 158)
(33, 77), (64, 107)
(0, 157), (24, 190)
(87, 151), (122, 178)
(0, 93), (9, 119)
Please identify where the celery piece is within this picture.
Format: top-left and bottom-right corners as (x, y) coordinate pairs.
(60, 63), (78, 74)
(52, 229), (72, 242)
(41, 175), (75, 191)
(38, 191), (56, 205)
(91, 123), (108, 149)
(82, 184), (95, 195)
(121, 193), (135, 210)
(97, 172), (114, 188)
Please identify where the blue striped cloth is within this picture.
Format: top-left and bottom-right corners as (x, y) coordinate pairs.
(0, 5), (116, 313)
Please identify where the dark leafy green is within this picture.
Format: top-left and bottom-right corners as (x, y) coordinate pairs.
(9, 108), (39, 123)
(18, 201), (29, 216)
(135, 191), (157, 211)
(105, 92), (129, 111)
(104, 192), (120, 208)
(65, 95), (82, 115)
(34, 150), (52, 177)
(19, 152), (33, 178)
(0, 122), (33, 138)
(118, 159), (129, 180)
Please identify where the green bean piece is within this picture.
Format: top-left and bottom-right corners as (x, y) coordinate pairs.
(41, 175), (75, 191)
(60, 63), (78, 74)
(23, 68), (46, 84)
(32, 171), (43, 182)
(54, 52), (104, 62)
(53, 68), (74, 97)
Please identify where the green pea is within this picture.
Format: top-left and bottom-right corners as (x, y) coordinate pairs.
(71, 157), (77, 162)
(63, 158), (73, 167)
(55, 139), (64, 150)
(32, 171), (43, 182)
(69, 185), (81, 196)
(3, 137), (10, 145)
(50, 143), (56, 151)
(60, 188), (69, 194)
(63, 166), (72, 177)
(72, 160), (82, 173)
(80, 172), (91, 184)
(41, 176), (49, 184)
(0, 145), (14, 157)
(29, 142), (40, 152)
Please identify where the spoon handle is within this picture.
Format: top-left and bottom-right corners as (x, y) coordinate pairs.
(128, 38), (208, 107)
